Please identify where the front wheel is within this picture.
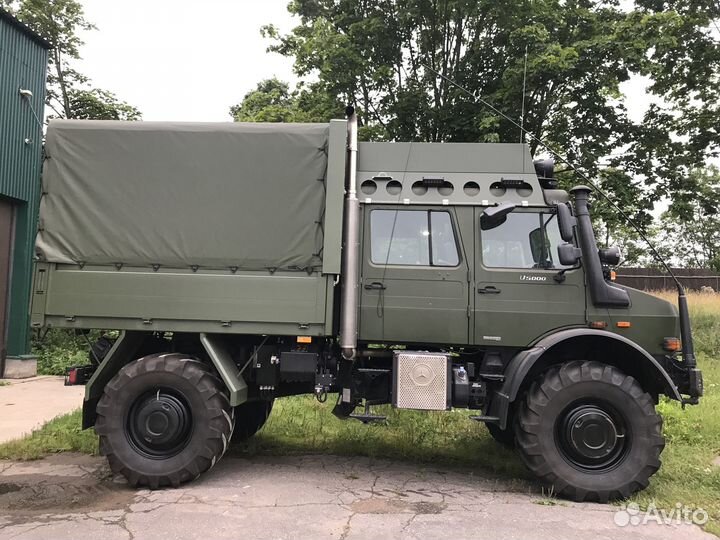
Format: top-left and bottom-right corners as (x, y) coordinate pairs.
(95, 353), (234, 488)
(485, 422), (515, 447)
(515, 360), (665, 502)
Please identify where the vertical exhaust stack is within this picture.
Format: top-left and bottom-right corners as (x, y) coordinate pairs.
(340, 107), (359, 360)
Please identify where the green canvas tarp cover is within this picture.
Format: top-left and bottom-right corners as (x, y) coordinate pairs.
(37, 120), (330, 271)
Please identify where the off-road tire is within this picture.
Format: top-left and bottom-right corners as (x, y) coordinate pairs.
(515, 360), (664, 502)
(95, 353), (234, 489)
(231, 399), (274, 442)
(485, 422), (515, 447)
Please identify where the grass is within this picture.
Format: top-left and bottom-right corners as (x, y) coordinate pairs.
(627, 290), (720, 535)
(0, 381), (10, 387)
(533, 487), (567, 506)
(0, 410), (98, 460)
(631, 356), (720, 535)
(236, 397), (527, 480)
(1, 290), (718, 533)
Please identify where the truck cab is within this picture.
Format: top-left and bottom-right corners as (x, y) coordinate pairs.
(356, 142), (585, 349)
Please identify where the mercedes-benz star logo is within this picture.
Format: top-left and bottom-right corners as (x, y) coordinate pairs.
(410, 363), (435, 386)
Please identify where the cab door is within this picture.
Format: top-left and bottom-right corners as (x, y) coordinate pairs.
(473, 207), (586, 347)
(359, 206), (470, 345)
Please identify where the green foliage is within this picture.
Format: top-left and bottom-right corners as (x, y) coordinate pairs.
(1, 0), (141, 120)
(31, 329), (96, 376)
(620, 2), (720, 192)
(68, 88), (141, 121)
(261, 0), (644, 161)
(658, 167), (720, 271)
(230, 78), (343, 123)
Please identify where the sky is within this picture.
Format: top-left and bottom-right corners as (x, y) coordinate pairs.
(75, 0), (299, 122)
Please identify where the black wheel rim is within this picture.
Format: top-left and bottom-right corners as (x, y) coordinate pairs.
(555, 401), (629, 472)
(126, 388), (193, 459)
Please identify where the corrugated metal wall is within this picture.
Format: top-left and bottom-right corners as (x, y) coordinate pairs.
(0, 17), (47, 201)
(0, 15), (48, 358)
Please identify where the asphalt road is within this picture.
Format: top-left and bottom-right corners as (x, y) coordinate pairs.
(0, 453), (713, 540)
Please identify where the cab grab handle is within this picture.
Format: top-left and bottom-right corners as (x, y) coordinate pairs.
(478, 286), (501, 294)
(364, 282), (387, 291)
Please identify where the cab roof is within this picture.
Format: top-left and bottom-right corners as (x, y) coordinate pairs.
(356, 142), (549, 207)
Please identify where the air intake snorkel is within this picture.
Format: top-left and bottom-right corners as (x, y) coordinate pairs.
(569, 186), (630, 308)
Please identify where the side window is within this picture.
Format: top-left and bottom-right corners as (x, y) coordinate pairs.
(370, 210), (459, 267)
(481, 211), (572, 269)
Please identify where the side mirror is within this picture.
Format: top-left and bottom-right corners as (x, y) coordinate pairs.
(557, 242), (582, 266)
(481, 201), (516, 231)
(599, 246), (622, 266)
(556, 203), (576, 242)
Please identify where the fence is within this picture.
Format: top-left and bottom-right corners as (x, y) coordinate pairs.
(615, 268), (720, 291)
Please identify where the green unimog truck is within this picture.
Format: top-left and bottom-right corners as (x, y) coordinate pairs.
(31, 111), (702, 501)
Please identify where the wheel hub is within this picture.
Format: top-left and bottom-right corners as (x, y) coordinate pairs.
(559, 404), (626, 470)
(128, 390), (192, 458)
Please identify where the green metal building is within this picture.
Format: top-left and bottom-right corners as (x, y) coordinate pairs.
(0, 8), (49, 377)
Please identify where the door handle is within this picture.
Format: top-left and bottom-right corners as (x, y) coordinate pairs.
(478, 286), (501, 294)
(364, 282), (387, 291)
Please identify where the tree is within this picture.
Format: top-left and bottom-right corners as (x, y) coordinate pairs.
(1, 0), (141, 120)
(243, 0), (719, 236)
(68, 88), (141, 121)
(657, 167), (720, 270)
(619, 1), (720, 194)
(230, 78), (343, 123)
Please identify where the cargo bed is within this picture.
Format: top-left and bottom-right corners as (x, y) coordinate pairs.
(31, 119), (347, 336)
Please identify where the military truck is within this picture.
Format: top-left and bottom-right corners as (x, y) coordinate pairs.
(31, 111), (702, 501)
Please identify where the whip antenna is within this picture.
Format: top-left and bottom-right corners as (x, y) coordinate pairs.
(520, 45), (528, 144)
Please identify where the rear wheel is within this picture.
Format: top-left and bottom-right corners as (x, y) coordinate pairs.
(515, 360), (664, 502)
(231, 399), (274, 442)
(95, 353), (234, 488)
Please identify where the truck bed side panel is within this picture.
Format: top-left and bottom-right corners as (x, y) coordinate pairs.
(33, 264), (331, 336)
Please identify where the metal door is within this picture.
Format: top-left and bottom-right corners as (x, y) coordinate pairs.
(473, 207), (586, 347)
(359, 205), (470, 345)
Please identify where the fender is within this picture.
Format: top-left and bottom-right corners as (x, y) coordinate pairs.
(82, 331), (248, 429)
(488, 328), (682, 430)
(199, 333), (248, 406)
(82, 331), (146, 428)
